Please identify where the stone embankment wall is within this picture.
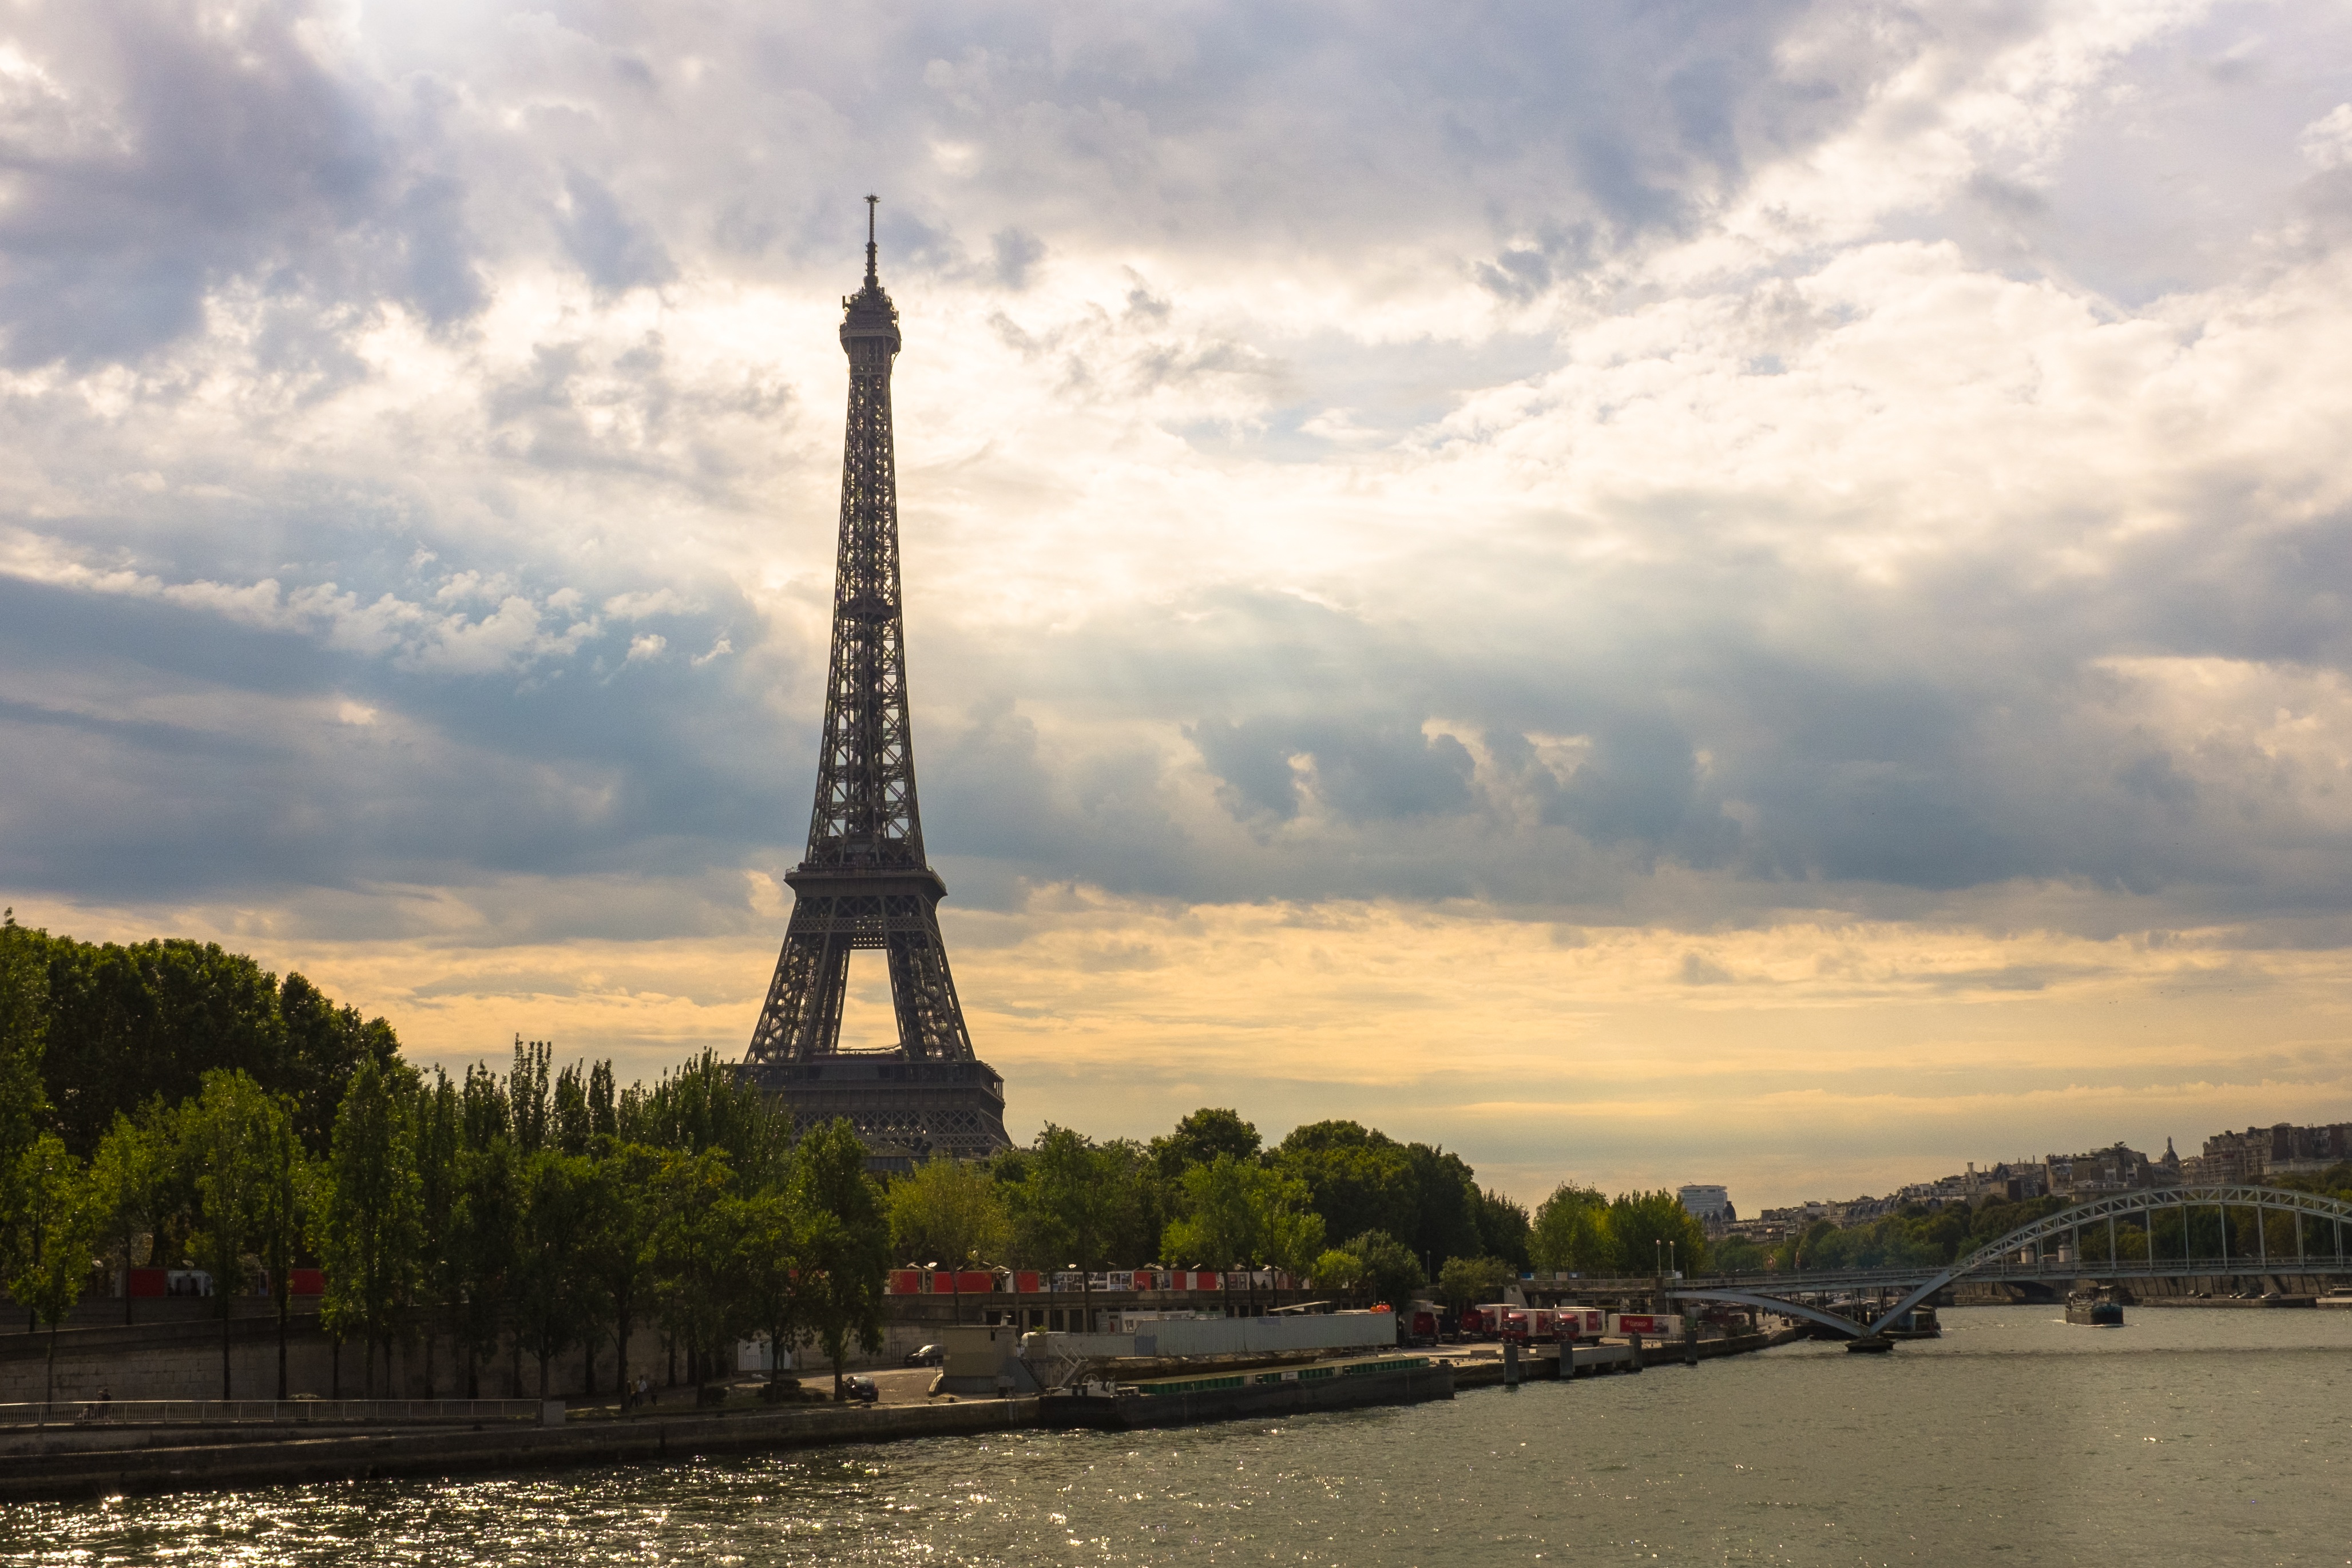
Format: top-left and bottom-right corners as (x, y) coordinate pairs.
(1950, 1274), (2343, 1307)
(1, 1287), (1314, 1404)
(1, 1316), (673, 1405)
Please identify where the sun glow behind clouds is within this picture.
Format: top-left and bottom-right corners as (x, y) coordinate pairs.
(3, 0), (2351, 1206)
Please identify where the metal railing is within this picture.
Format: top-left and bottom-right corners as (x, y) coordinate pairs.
(0, 1398), (541, 1429)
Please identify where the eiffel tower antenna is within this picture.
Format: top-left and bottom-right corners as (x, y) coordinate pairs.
(741, 199), (1010, 1166)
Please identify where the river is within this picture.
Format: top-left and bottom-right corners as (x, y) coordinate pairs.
(6, 1304), (2348, 1565)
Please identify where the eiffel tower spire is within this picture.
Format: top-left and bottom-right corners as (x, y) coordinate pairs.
(742, 201), (1010, 1164)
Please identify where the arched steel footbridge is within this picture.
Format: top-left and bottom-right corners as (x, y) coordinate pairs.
(1662, 1185), (2352, 1344)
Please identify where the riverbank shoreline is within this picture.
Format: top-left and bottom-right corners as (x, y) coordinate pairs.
(0, 1329), (1807, 1505)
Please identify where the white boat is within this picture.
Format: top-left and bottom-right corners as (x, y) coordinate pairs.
(2318, 1288), (2352, 1309)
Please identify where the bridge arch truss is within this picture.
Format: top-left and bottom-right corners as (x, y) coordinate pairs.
(1672, 1185), (2352, 1342)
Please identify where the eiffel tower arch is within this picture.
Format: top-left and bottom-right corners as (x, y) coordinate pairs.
(740, 199), (1012, 1168)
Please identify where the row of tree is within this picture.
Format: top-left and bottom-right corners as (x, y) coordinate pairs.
(2, 916), (1726, 1409)
(1, 912), (899, 1405)
(879, 1110), (1715, 1316)
(1, 914), (402, 1159)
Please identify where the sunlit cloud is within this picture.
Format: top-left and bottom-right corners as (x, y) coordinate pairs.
(4, 0), (2351, 1207)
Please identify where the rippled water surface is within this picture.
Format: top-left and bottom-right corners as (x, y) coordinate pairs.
(7, 1305), (2350, 1566)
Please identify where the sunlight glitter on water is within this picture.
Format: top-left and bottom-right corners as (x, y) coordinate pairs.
(6, 1307), (2350, 1566)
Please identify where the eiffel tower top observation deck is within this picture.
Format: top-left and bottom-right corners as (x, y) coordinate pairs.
(740, 199), (1010, 1164)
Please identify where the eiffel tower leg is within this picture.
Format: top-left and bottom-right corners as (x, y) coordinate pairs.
(748, 901), (855, 1062)
(883, 894), (974, 1060)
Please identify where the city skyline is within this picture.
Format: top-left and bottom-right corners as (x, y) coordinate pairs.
(5, 2), (2352, 1210)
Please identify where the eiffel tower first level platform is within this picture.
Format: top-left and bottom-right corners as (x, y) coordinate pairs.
(739, 199), (1011, 1167)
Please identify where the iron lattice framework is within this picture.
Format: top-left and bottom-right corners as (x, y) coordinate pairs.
(1667, 1184), (2352, 1340)
(741, 200), (1009, 1164)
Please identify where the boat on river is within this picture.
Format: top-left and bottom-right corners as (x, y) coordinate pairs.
(2066, 1292), (2125, 1327)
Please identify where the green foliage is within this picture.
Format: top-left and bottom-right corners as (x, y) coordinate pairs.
(1473, 1188), (1532, 1270)
(1004, 1125), (1144, 1275)
(511, 1149), (606, 1394)
(1268, 1120), (1501, 1276)
(732, 1181), (811, 1386)
(1311, 1247), (1363, 1293)
(648, 1148), (744, 1387)
(15, 920), (396, 1159)
(1435, 1253), (1513, 1313)
(318, 1059), (422, 1390)
(5, 1132), (97, 1331)
(1711, 1234), (1769, 1273)
(0, 912), (50, 1176)
(621, 1049), (788, 1184)
(886, 1154), (1012, 1267)
(1161, 1153), (1324, 1280)
(1528, 1184), (1609, 1274)
(177, 1070), (300, 1394)
(792, 1120), (891, 1399)
(1605, 1190), (1708, 1275)
(1273, 1122), (1419, 1253)
(1346, 1228), (1425, 1309)
(87, 1112), (164, 1297)
(1149, 1107), (1262, 1184)
(582, 1141), (663, 1399)
(277, 973), (400, 1154)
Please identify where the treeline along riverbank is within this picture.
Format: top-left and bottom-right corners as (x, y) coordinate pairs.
(1, 919), (1716, 1408)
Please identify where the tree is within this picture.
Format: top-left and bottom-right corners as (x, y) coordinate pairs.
(1607, 1190), (1708, 1276)
(733, 1184), (811, 1390)
(5, 1133), (97, 1408)
(412, 1071), (464, 1397)
(1161, 1153), (1321, 1315)
(886, 1154), (1011, 1319)
(1473, 1188), (1532, 1269)
(792, 1120), (891, 1399)
(0, 911), (49, 1180)
(586, 1141), (664, 1406)
(1272, 1122), (1419, 1250)
(1436, 1255), (1512, 1315)
(1312, 1247), (1364, 1297)
(1346, 1229), (1425, 1311)
(1529, 1184), (1611, 1276)
(1149, 1107), (1262, 1184)
(277, 972), (399, 1155)
(648, 1147), (743, 1390)
(179, 1070), (288, 1399)
(511, 1149), (605, 1396)
(88, 1112), (163, 1327)
(38, 938), (288, 1157)
(451, 1130), (518, 1397)
(251, 1095), (309, 1399)
(318, 1059), (422, 1398)
(1009, 1126), (1138, 1331)
(622, 1049), (788, 1185)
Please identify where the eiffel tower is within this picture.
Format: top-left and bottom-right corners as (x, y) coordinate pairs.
(741, 199), (1011, 1165)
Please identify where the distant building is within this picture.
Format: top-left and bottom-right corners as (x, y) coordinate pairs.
(1677, 1184), (1734, 1233)
(2042, 1141), (2168, 1197)
(2190, 1124), (2352, 1183)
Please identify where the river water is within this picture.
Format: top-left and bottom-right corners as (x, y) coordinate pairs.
(7, 1304), (2349, 1566)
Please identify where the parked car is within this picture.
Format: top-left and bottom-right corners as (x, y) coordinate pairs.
(844, 1375), (880, 1404)
(905, 1344), (944, 1367)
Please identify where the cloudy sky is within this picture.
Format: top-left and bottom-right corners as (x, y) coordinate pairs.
(5, 0), (2351, 1209)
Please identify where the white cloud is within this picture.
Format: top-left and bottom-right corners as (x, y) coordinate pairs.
(5, 0), (2352, 1184)
(2301, 102), (2352, 169)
